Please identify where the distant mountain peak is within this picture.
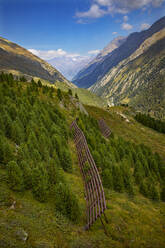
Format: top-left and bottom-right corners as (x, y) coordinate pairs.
(97, 36), (126, 59)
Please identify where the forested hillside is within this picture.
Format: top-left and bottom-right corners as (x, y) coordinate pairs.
(0, 73), (165, 248)
(135, 113), (165, 134)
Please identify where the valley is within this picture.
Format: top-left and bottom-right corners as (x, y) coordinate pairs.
(0, 6), (165, 248)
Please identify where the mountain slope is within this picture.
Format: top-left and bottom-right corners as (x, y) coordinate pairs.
(0, 75), (165, 247)
(72, 36), (126, 87)
(0, 36), (75, 87)
(54, 81), (107, 108)
(73, 16), (165, 89)
(90, 28), (165, 118)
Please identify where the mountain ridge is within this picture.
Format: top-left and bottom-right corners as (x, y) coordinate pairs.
(90, 28), (165, 118)
(0, 36), (76, 88)
(73, 16), (165, 89)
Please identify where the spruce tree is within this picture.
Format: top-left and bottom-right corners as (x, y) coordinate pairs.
(32, 165), (49, 202)
(7, 161), (24, 191)
(57, 88), (62, 101)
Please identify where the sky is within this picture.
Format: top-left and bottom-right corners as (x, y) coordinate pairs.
(0, 0), (165, 61)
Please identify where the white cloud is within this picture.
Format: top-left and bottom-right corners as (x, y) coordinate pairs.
(28, 48), (80, 60)
(123, 15), (128, 22)
(121, 22), (133, 30)
(76, 4), (106, 19)
(112, 31), (118, 35)
(76, 0), (164, 20)
(140, 23), (151, 30)
(88, 49), (100, 55)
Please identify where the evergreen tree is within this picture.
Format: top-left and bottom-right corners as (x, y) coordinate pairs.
(113, 166), (124, 192)
(140, 180), (149, 198)
(149, 184), (160, 201)
(75, 93), (79, 99)
(68, 89), (72, 96)
(7, 161), (24, 191)
(38, 80), (42, 87)
(161, 185), (165, 202)
(32, 165), (49, 202)
(20, 160), (32, 189)
(0, 135), (14, 165)
(102, 168), (113, 189)
(57, 88), (62, 100)
(54, 183), (80, 222)
(60, 149), (72, 172)
(134, 160), (145, 184)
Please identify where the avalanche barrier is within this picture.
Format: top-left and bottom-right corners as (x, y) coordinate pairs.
(98, 119), (111, 138)
(70, 120), (108, 231)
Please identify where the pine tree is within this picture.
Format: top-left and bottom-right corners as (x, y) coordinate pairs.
(11, 119), (25, 145)
(7, 161), (24, 191)
(121, 160), (134, 195)
(134, 160), (145, 185)
(68, 89), (72, 96)
(57, 88), (62, 100)
(20, 160), (32, 189)
(113, 166), (124, 192)
(102, 168), (113, 189)
(149, 184), (160, 201)
(60, 148), (72, 172)
(54, 183), (80, 222)
(75, 93), (79, 99)
(0, 135), (14, 165)
(140, 180), (149, 198)
(32, 165), (49, 202)
(161, 185), (165, 202)
(38, 80), (42, 87)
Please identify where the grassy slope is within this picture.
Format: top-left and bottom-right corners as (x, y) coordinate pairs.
(1, 171), (165, 248)
(0, 82), (165, 247)
(54, 81), (107, 108)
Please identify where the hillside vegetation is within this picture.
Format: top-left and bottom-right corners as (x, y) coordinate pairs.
(0, 73), (165, 248)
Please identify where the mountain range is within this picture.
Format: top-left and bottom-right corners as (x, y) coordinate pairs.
(73, 16), (165, 117)
(73, 16), (165, 89)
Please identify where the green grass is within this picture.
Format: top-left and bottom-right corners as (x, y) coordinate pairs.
(54, 81), (107, 108)
(1, 171), (165, 248)
(0, 127), (165, 247)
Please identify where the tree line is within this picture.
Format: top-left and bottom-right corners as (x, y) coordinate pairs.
(135, 113), (165, 134)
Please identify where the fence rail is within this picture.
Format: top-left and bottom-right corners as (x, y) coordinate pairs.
(98, 119), (111, 138)
(70, 120), (107, 230)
